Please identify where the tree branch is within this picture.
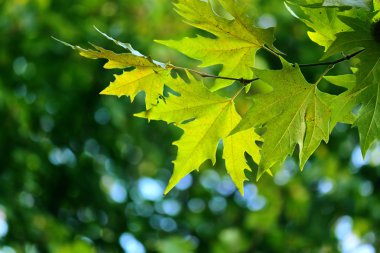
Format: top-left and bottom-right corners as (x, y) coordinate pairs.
(293, 48), (365, 68)
(168, 49), (365, 85)
(168, 65), (259, 84)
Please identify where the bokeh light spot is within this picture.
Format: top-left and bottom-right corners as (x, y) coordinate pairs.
(13, 57), (28, 75)
(187, 198), (206, 213)
(175, 174), (193, 191)
(119, 233), (145, 253)
(138, 177), (164, 201)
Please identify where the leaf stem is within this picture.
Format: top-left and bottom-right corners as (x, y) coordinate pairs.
(263, 45), (283, 58)
(231, 86), (246, 101)
(315, 64), (335, 85)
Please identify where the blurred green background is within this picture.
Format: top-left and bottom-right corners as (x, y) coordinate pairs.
(1, 0), (380, 252)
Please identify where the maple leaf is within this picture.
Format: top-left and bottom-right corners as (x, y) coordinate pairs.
(223, 128), (262, 193)
(324, 74), (357, 126)
(156, 36), (257, 91)
(55, 29), (171, 109)
(232, 58), (334, 177)
(286, 0), (373, 52)
(323, 14), (380, 154)
(58, 0), (380, 196)
(157, 0), (277, 91)
(101, 67), (171, 109)
(285, 0), (354, 51)
(324, 16), (375, 83)
(136, 73), (261, 195)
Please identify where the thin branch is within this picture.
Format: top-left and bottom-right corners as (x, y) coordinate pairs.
(293, 48), (365, 68)
(168, 48), (365, 85)
(168, 65), (259, 84)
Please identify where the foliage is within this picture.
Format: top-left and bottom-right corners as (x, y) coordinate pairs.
(68, 0), (380, 195)
(2, 0), (380, 252)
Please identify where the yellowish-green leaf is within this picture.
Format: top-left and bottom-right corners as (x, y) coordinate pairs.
(76, 44), (157, 69)
(157, 36), (258, 91)
(232, 58), (333, 176)
(101, 67), (172, 107)
(174, 0), (275, 45)
(80, 43), (171, 109)
(168, 104), (236, 194)
(223, 129), (261, 195)
(56, 31), (171, 109)
(158, 0), (276, 91)
(137, 74), (260, 195)
(136, 74), (228, 123)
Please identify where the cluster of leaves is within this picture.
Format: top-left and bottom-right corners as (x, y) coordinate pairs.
(66, 0), (380, 195)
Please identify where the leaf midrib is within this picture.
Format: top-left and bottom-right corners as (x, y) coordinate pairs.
(268, 87), (315, 153)
(176, 102), (231, 170)
(362, 83), (380, 147)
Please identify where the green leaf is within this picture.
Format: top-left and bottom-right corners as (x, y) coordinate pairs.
(324, 74), (357, 125)
(375, 0), (380, 10)
(354, 79), (380, 154)
(285, 1), (351, 50)
(323, 14), (380, 154)
(324, 16), (375, 83)
(157, 0), (277, 91)
(137, 73), (260, 194)
(326, 76), (380, 155)
(232, 59), (333, 176)
(324, 74), (356, 90)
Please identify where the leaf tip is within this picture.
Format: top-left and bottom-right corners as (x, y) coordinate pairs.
(237, 186), (245, 196)
(99, 89), (108, 95)
(134, 111), (150, 119)
(51, 36), (75, 49)
(299, 159), (307, 172)
(256, 167), (267, 181)
(93, 25), (101, 34)
(93, 25), (109, 39)
(164, 183), (175, 195)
